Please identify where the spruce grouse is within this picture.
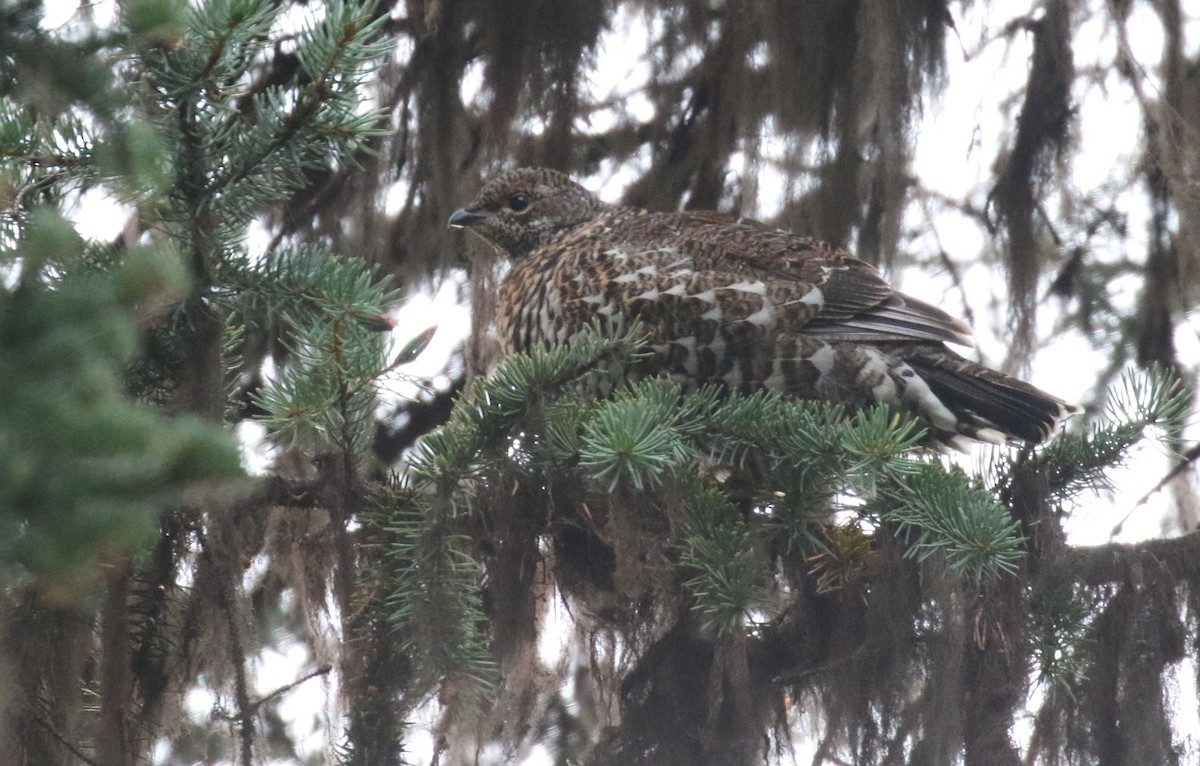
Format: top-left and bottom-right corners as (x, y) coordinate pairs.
(449, 167), (1079, 445)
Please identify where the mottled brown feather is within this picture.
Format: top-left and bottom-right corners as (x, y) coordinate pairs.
(450, 168), (1079, 444)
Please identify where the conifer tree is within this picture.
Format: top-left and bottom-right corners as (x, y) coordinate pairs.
(2, 1), (401, 762)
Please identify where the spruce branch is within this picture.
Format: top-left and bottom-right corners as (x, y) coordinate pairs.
(406, 420), (486, 501)
(204, 0), (391, 200)
(680, 485), (774, 637)
(698, 389), (792, 466)
(1031, 583), (1092, 696)
(840, 406), (927, 479)
(226, 245), (401, 330)
(383, 324), (657, 701)
(1104, 363), (1190, 435)
(246, 252), (398, 460)
(882, 463), (1023, 581)
(445, 320), (650, 445)
(535, 395), (597, 464)
(580, 381), (690, 491)
(807, 523), (875, 593)
(383, 503), (495, 703)
(681, 522), (774, 638)
(1037, 365), (1190, 502)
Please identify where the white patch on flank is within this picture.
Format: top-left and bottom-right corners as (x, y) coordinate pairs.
(571, 273), (586, 283)
(946, 435), (975, 452)
(707, 333), (727, 363)
(871, 377), (900, 406)
(690, 289), (718, 304)
(744, 296), (777, 327)
(581, 294), (606, 305)
(762, 359), (786, 390)
(900, 370), (959, 433)
(798, 287), (824, 306)
(613, 272), (642, 283)
(808, 344), (836, 375)
(701, 306), (723, 322)
(662, 256), (693, 272)
(857, 353), (905, 409)
(673, 335), (699, 374)
(724, 280), (768, 295)
(972, 427), (1007, 445)
(605, 248), (629, 260)
(633, 287), (659, 301)
(635, 264), (659, 275)
(663, 282), (688, 297)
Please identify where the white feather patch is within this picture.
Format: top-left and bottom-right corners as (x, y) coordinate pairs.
(724, 280), (768, 295)
(762, 360), (785, 391)
(674, 335), (699, 375)
(808, 344), (835, 375)
(707, 333), (727, 360)
(871, 378), (900, 406)
(744, 296), (777, 327)
(721, 368), (743, 389)
(635, 246), (677, 257)
(897, 369), (959, 433)
(799, 287), (824, 305)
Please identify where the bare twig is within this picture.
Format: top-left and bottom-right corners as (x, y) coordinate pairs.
(912, 185), (979, 333)
(196, 525), (256, 766)
(1110, 442), (1200, 536)
(30, 711), (98, 766)
(96, 570), (133, 766)
(1063, 525), (1200, 587)
(249, 665), (333, 712)
(220, 581), (255, 766)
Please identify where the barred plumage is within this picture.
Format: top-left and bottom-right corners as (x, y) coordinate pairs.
(450, 167), (1079, 444)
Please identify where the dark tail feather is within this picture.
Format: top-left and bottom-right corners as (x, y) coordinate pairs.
(904, 351), (1080, 444)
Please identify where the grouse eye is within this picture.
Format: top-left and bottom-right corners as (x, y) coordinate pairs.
(507, 193), (531, 213)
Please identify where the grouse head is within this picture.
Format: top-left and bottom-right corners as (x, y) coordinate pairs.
(448, 167), (605, 259)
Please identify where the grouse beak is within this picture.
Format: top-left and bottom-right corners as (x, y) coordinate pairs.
(448, 208), (489, 228)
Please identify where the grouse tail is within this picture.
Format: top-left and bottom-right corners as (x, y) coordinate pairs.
(901, 347), (1081, 444)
